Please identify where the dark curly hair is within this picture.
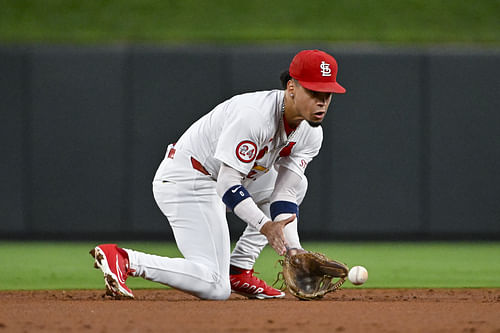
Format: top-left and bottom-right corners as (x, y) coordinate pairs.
(280, 70), (292, 89)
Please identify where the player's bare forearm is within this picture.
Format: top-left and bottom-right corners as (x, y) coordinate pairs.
(260, 214), (296, 256)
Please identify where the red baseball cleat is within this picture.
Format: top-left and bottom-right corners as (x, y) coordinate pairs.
(90, 244), (135, 299)
(229, 265), (285, 299)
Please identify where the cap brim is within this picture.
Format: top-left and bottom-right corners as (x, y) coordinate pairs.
(299, 80), (346, 94)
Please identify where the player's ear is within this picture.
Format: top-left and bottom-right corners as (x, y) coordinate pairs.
(287, 80), (295, 98)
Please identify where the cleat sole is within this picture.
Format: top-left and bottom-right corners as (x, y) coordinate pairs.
(232, 290), (285, 299)
(90, 246), (134, 299)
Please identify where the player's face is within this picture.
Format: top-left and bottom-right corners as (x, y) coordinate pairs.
(293, 84), (332, 127)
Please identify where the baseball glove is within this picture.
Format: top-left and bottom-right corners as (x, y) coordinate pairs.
(275, 252), (349, 300)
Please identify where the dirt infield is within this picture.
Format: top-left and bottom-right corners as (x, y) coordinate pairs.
(1, 289), (499, 332)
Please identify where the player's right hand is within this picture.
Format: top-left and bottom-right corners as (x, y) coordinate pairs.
(260, 214), (296, 256)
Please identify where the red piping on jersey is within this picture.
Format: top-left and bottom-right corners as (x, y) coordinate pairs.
(283, 113), (295, 136)
(166, 144), (209, 176)
(279, 142), (296, 157)
(191, 157), (210, 176)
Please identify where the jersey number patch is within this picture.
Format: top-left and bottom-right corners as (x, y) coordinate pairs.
(236, 140), (257, 163)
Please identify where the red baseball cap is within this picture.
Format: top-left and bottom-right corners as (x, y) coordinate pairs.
(289, 50), (346, 93)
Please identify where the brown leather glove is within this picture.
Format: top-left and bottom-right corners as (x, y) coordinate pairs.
(276, 252), (349, 300)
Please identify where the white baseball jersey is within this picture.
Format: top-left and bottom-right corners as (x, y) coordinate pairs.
(168, 90), (323, 183)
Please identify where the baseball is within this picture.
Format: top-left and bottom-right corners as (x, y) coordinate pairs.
(348, 266), (368, 285)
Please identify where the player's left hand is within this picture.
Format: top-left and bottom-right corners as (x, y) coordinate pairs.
(260, 214), (296, 256)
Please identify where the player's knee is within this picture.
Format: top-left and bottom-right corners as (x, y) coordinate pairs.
(195, 271), (231, 300)
(208, 287), (232, 300)
(199, 283), (231, 300)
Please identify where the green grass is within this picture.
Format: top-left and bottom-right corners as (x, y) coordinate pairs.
(0, 0), (499, 44)
(1, 241), (499, 290)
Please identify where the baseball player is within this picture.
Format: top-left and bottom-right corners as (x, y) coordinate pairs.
(91, 49), (346, 300)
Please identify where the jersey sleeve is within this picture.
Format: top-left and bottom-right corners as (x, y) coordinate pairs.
(214, 105), (267, 176)
(276, 127), (323, 176)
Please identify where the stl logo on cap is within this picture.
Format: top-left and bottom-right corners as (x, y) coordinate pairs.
(289, 49), (346, 93)
(320, 61), (331, 77)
